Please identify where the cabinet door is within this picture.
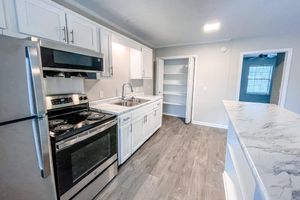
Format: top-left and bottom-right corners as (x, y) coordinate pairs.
(66, 13), (98, 51)
(153, 107), (162, 131)
(130, 48), (142, 79)
(131, 116), (144, 153)
(15, 0), (67, 42)
(144, 111), (154, 140)
(100, 28), (113, 77)
(0, 0), (6, 29)
(155, 58), (164, 96)
(142, 47), (153, 79)
(119, 123), (132, 165)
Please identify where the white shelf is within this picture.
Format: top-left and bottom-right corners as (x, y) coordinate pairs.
(163, 112), (184, 118)
(163, 101), (186, 106)
(163, 82), (186, 86)
(164, 73), (186, 75)
(162, 58), (189, 119)
(163, 91), (186, 96)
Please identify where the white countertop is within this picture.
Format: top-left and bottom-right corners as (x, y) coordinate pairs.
(90, 95), (163, 115)
(223, 100), (300, 200)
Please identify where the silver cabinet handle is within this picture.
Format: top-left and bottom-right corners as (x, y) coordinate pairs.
(123, 117), (130, 122)
(62, 26), (67, 42)
(70, 30), (74, 43)
(110, 66), (113, 76)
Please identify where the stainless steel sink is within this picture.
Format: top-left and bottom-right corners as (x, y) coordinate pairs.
(112, 98), (149, 107)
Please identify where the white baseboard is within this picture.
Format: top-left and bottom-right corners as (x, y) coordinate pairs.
(163, 112), (184, 118)
(192, 120), (228, 129)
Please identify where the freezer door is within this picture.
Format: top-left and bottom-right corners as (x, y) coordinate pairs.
(0, 118), (56, 200)
(0, 35), (46, 123)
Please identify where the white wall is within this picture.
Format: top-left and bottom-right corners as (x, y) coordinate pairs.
(155, 33), (300, 127)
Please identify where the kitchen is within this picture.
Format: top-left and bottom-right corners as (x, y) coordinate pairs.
(0, 0), (300, 200)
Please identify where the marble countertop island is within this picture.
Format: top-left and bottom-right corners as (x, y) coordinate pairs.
(223, 100), (300, 200)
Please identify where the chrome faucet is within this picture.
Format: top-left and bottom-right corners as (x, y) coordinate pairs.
(122, 83), (134, 100)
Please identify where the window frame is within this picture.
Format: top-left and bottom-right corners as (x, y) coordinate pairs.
(246, 65), (274, 95)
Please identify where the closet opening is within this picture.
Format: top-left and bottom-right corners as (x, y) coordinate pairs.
(156, 56), (196, 124)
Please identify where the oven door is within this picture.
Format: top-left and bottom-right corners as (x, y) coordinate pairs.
(54, 119), (117, 198)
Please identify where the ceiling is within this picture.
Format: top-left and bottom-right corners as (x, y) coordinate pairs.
(57, 0), (300, 48)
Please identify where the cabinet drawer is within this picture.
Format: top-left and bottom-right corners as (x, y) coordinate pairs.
(132, 104), (153, 119)
(119, 112), (132, 126)
(153, 100), (162, 110)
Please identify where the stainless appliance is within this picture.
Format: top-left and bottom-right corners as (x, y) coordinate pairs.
(0, 35), (56, 199)
(40, 39), (103, 73)
(47, 94), (118, 200)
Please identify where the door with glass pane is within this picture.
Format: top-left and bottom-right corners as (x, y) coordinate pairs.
(239, 56), (277, 103)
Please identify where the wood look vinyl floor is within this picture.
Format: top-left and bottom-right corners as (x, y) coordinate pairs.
(96, 116), (227, 200)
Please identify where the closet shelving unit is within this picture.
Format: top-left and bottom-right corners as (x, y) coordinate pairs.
(162, 59), (189, 118)
(156, 56), (196, 123)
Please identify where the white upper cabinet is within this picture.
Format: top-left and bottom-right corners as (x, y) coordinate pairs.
(142, 47), (153, 79)
(66, 13), (98, 51)
(130, 46), (153, 79)
(130, 48), (142, 79)
(0, 0), (6, 29)
(100, 28), (113, 77)
(15, 0), (99, 51)
(15, 0), (67, 42)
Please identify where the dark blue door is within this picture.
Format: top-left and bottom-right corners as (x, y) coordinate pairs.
(239, 56), (277, 103)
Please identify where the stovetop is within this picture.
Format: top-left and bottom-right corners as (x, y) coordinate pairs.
(48, 109), (115, 142)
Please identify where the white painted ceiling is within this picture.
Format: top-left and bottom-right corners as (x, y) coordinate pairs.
(59, 0), (300, 48)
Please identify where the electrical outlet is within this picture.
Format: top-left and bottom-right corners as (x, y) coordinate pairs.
(99, 90), (104, 98)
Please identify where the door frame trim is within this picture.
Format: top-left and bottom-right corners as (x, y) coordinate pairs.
(156, 55), (197, 123)
(236, 48), (293, 107)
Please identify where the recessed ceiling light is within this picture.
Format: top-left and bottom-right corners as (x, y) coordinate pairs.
(203, 22), (221, 33)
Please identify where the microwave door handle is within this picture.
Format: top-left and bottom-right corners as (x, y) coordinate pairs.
(32, 117), (51, 178)
(25, 45), (47, 117)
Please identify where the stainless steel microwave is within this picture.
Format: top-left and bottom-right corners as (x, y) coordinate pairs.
(39, 40), (103, 73)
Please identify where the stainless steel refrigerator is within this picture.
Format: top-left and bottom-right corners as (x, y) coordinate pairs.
(0, 35), (56, 200)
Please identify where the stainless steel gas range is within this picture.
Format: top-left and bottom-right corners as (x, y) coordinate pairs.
(46, 94), (118, 200)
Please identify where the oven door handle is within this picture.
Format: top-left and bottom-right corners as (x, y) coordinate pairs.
(56, 118), (117, 151)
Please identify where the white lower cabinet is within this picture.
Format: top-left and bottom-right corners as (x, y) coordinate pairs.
(118, 99), (163, 165)
(118, 121), (132, 165)
(153, 100), (163, 132)
(131, 115), (144, 153)
(144, 111), (154, 140)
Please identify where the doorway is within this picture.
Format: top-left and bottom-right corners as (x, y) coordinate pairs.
(156, 56), (196, 123)
(237, 49), (292, 106)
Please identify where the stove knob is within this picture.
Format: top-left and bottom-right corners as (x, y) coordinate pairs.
(79, 96), (83, 101)
(83, 96), (88, 100)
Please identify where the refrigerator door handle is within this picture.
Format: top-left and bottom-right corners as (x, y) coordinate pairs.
(25, 41), (50, 178)
(25, 44), (47, 117)
(32, 117), (51, 178)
